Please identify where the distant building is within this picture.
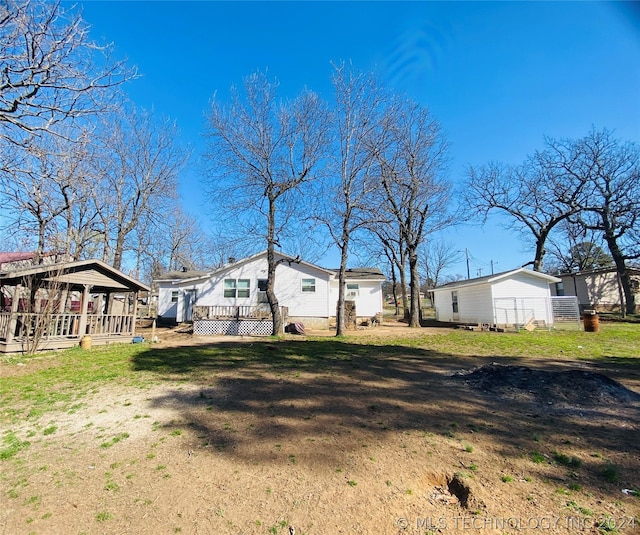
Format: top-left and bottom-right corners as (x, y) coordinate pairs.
(551, 267), (640, 312)
(0, 251), (70, 271)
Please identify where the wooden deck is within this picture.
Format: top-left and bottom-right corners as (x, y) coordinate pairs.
(0, 312), (138, 354)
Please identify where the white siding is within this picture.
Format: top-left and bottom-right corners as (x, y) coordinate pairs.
(433, 289), (451, 321)
(557, 271), (626, 309)
(458, 284), (494, 323)
(157, 281), (178, 319)
(274, 262), (332, 317)
(186, 254), (333, 318)
(492, 273), (553, 324)
(156, 252), (384, 326)
(329, 279), (383, 318)
(433, 269), (558, 325)
(434, 284), (493, 323)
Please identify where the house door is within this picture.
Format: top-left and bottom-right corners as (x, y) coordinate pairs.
(182, 290), (196, 322)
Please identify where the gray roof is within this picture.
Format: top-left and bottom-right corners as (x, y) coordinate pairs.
(330, 268), (386, 280)
(156, 269), (210, 281)
(0, 259), (150, 293)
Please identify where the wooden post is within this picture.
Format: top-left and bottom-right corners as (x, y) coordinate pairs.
(6, 285), (20, 344)
(77, 284), (91, 336)
(131, 291), (139, 335)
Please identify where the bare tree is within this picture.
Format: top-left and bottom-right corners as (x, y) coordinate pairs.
(463, 136), (594, 272)
(318, 63), (387, 335)
(140, 206), (213, 277)
(558, 129), (640, 314)
(367, 218), (409, 319)
(91, 106), (187, 273)
(545, 220), (612, 274)
(0, 132), (89, 261)
(374, 98), (452, 327)
(419, 239), (462, 291)
(0, 0), (134, 145)
(204, 72), (329, 335)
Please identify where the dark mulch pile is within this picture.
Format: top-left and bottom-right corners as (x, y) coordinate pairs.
(452, 364), (640, 407)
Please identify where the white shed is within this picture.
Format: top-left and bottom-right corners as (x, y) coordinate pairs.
(432, 268), (561, 328)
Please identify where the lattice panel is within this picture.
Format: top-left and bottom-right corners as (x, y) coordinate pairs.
(194, 319), (273, 336)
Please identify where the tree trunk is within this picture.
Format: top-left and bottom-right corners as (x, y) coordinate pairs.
(113, 230), (126, 271)
(398, 253), (409, 321)
(602, 229), (636, 316)
(532, 235), (545, 272)
(335, 233), (350, 336)
(408, 247), (421, 327)
(266, 196), (283, 335)
(390, 265), (399, 317)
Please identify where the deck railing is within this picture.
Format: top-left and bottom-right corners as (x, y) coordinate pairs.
(0, 312), (135, 341)
(193, 305), (286, 321)
(85, 314), (134, 335)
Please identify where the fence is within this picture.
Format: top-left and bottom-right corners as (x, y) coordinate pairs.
(492, 296), (581, 331)
(192, 305), (273, 320)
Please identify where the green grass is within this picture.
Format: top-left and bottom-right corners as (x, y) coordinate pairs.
(1, 322), (638, 431)
(0, 432), (31, 460)
(0, 344), (155, 425)
(553, 452), (582, 469)
(530, 451), (546, 464)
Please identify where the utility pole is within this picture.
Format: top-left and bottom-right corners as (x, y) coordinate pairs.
(465, 248), (470, 280)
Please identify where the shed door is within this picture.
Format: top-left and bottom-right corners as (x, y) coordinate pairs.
(451, 291), (459, 321)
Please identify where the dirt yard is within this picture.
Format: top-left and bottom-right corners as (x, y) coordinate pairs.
(1, 324), (639, 534)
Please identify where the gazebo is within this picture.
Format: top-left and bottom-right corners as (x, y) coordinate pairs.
(0, 259), (149, 353)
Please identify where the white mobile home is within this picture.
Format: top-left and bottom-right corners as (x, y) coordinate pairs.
(432, 268), (561, 328)
(155, 251), (385, 331)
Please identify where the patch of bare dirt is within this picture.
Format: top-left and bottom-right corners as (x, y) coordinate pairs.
(1, 329), (639, 535)
(453, 364), (640, 407)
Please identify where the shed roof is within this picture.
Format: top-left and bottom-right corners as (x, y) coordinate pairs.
(434, 268), (560, 291)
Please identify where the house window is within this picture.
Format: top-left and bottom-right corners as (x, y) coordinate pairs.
(555, 282), (565, 296)
(257, 279), (268, 291)
(451, 291), (459, 313)
(224, 279), (250, 298)
(301, 278), (316, 293)
(171, 291), (179, 303)
(346, 283), (359, 297)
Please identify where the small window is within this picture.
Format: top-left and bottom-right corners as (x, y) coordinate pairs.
(555, 282), (565, 296)
(301, 278), (316, 293)
(171, 290), (179, 303)
(257, 279), (268, 292)
(224, 279), (250, 298)
(452, 291), (459, 313)
(223, 279), (236, 298)
(237, 279), (250, 298)
(346, 283), (359, 297)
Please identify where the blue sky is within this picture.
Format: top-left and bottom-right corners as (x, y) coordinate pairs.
(74, 1), (640, 278)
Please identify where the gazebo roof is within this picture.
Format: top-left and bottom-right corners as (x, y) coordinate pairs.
(0, 259), (150, 293)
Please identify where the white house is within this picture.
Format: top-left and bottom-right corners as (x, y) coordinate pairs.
(432, 268), (563, 328)
(155, 251), (385, 331)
